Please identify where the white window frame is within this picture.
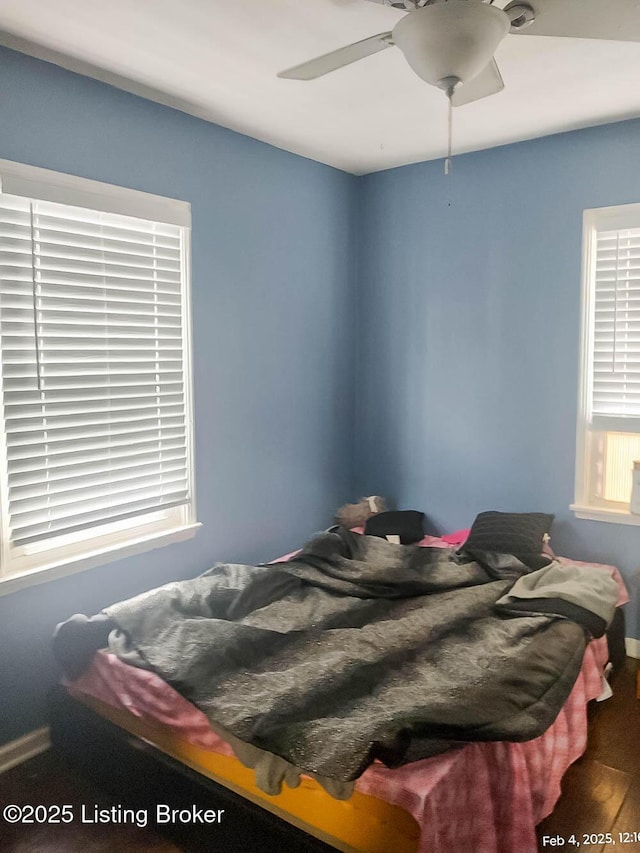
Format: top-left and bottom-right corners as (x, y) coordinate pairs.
(572, 201), (640, 526)
(0, 159), (200, 596)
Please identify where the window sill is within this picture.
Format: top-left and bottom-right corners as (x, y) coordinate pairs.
(570, 504), (640, 526)
(0, 522), (202, 598)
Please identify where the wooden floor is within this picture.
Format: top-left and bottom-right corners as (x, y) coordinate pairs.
(0, 749), (181, 852)
(0, 658), (638, 853)
(537, 657), (640, 853)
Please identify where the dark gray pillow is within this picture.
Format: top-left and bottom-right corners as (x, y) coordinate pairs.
(460, 511), (554, 571)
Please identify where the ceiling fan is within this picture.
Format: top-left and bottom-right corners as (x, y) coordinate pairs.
(278, 0), (640, 108)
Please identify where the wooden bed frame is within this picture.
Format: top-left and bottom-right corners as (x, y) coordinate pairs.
(48, 608), (627, 853)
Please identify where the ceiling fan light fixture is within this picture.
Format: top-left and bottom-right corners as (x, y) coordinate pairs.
(392, 1), (510, 87)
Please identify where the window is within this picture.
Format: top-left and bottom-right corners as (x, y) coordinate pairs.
(574, 202), (640, 524)
(0, 159), (198, 591)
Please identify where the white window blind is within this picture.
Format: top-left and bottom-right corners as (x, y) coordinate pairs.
(573, 203), (640, 523)
(592, 225), (640, 428)
(0, 194), (192, 551)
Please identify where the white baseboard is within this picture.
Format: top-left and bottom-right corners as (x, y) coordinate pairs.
(625, 637), (640, 659)
(0, 727), (50, 775)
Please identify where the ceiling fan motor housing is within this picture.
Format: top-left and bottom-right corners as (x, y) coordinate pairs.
(392, 1), (510, 87)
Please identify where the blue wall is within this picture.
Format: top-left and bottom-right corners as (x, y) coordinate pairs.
(2, 44), (640, 749)
(356, 118), (640, 638)
(0, 47), (358, 745)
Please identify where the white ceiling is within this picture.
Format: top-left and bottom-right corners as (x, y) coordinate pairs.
(1, 0), (640, 174)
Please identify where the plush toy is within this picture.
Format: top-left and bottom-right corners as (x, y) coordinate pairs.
(334, 496), (386, 528)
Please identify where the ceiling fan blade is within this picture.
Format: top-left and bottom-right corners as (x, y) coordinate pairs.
(507, 0), (640, 41)
(278, 33), (394, 80)
(451, 59), (504, 107)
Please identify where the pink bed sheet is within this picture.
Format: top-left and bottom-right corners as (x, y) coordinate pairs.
(69, 639), (607, 853)
(68, 545), (629, 853)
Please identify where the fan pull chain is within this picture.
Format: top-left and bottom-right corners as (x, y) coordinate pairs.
(445, 94), (453, 176)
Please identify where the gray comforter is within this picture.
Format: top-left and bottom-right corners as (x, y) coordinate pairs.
(103, 529), (617, 782)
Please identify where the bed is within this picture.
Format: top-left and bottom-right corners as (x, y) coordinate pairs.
(51, 529), (629, 853)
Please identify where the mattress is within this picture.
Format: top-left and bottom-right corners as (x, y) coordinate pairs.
(68, 630), (614, 852)
(65, 537), (630, 852)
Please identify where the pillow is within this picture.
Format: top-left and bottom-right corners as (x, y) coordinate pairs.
(460, 511), (554, 570)
(364, 510), (425, 545)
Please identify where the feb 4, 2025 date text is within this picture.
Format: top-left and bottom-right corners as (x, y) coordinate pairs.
(542, 833), (640, 846)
